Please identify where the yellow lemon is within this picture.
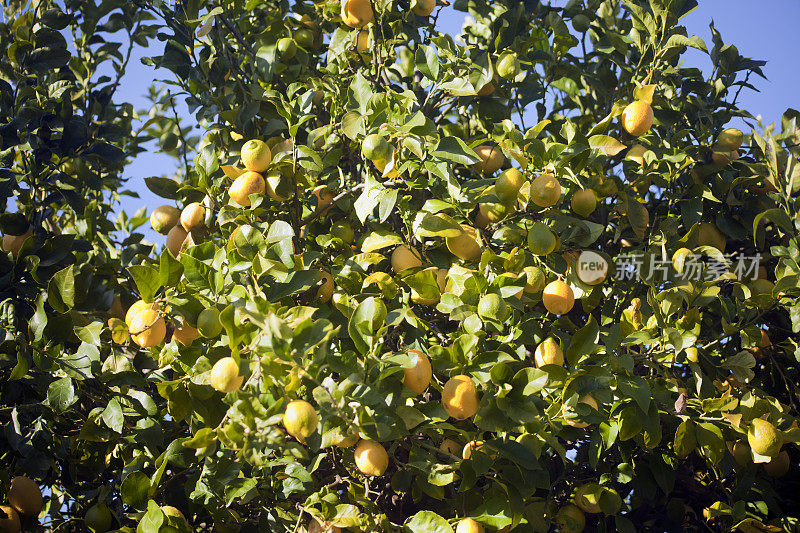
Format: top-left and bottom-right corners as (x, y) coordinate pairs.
(442, 375), (479, 419)
(317, 271), (335, 302)
(129, 309), (166, 348)
(402, 349), (432, 394)
(166, 225), (188, 256)
(562, 395), (598, 428)
(530, 172), (561, 207)
(230, 171), (265, 207)
(534, 337), (564, 367)
(621, 100), (654, 136)
(472, 145), (505, 174)
(391, 244), (423, 272)
(209, 357), (243, 393)
(542, 280), (575, 314)
(412, 0), (436, 16)
(125, 300), (160, 327)
(8, 476), (42, 516)
(748, 418), (782, 458)
(354, 439), (389, 476)
(0, 505), (20, 533)
(342, 0), (374, 28)
(455, 518), (484, 533)
(283, 400), (319, 442)
(241, 139), (272, 173)
(172, 322), (199, 346)
(180, 202), (205, 232)
(150, 205), (180, 234)
(446, 225), (482, 261)
(571, 189), (597, 217)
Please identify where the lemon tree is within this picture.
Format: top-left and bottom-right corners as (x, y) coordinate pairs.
(2, 0), (800, 532)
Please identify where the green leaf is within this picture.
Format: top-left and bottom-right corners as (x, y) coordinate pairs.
(415, 45), (440, 81)
(674, 419), (697, 458)
(128, 265), (162, 303)
(348, 297), (387, 355)
(101, 398), (124, 433)
(121, 471), (151, 508)
(566, 315), (599, 366)
(617, 376), (651, 413)
(362, 230), (402, 252)
(589, 135), (627, 156)
(144, 177), (180, 199)
(415, 212), (463, 238)
(136, 500), (164, 533)
(431, 137), (480, 165)
(47, 265), (75, 312)
(404, 510), (453, 533)
(159, 248), (184, 287)
(47, 377), (75, 412)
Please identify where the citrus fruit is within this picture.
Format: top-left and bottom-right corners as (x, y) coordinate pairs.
(440, 438), (461, 456)
(331, 220), (355, 243)
(355, 29), (370, 54)
(626, 144), (648, 164)
(441, 374), (479, 419)
(748, 418), (782, 457)
(180, 202), (205, 232)
(574, 482), (604, 513)
(8, 476), (42, 516)
(172, 322), (199, 346)
(530, 172), (561, 207)
(312, 185), (336, 213)
(264, 170), (293, 201)
(455, 517), (484, 533)
(240, 139), (272, 173)
(446, 225), (482, 261)
(166, 225), (188, 256)
(402, 349), (432, 394)
(472, 145), (505, 174)
(150, 205), (180, 234)
(2, 229), (32, 258)
(571, 189), (597, 217)
(413, 0), (436, 16)
(0, 505), (20, 533)
(711, 149), (738, 166)
(85, 503), (112, 533)
(696, 222), (726, 252)
(197, 308), (223, 338)
(715, 128), (744, 151)
(354, 439), (389, 476)
(342, 0), (374, 28)
(362, 133), (392, 161)
(230, 171), (265, 207)
(731, 440), (751, 466)
(125, 300), (160, 327)
(477, 293), (508, 321)
(129, 309), (166, 348)
(621, 100), (654, 136)
(522, 266), (545, 294)
(209, 357), (243, 393)
(283, 400), (319, 442)
(294, 28), (314, 48)
(527, 222), (557, 256)
(763, 450), (790, 477)
(562, 394), (598, 428)
(162, 505), (190, 533)
(317, 271), (335, 302)
(461, 440), (485, 460)
(748, 329), (771, 359)
(495, 168), (525, 204)
(542, 280), (575, 314)
(476, 202), (509, 227)
(572, 13), (591, 32)
(685, 346), (699, 363)
(277, 37), (297, 59)
(496, 53), (520, 79)
(391, 244), (423, 272)
(373, 156), (399, 179)
(534, 337), (564, 367)
(411, 267), (447, 305)
(309, 518), (341, 533)
(555, 504), (586, 533)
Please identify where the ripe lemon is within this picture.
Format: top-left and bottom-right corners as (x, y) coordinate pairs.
(354, 439), (389, 476)
(391, 244), (423, 272)
(455, 517), (484, 533)
(412, 0), (436, 16)
(748, 418), (783, 457)
(166, 224), (188, 256)
(562, 395), (598, 428)
(555, 504), (585, 533)
(534, 337), (564, 367)
(355, 29), (371, 54)
(161, 505), (190, 533)
(180, 202), (205, 232)
(696, 222), (726, 252)
(125, 300), (160, 327)
(342, 0), (374, 28)
(711, 149), (738, 166)
(716, 128), (744, 151)
(626, 144), (648, 164)
(2, 229), (32, 258)
(763, 450), (790, 477)
(85, 503), (112, 533)
(410, 267), (447, 305)
(522, 266), (545, 294)
(530, 172), (561, 207)
(265, 170), (293, 201)
(440, 438), (462, 456)
(309, 518), (341, 533)
(495, 168), (524, 204)
(477, 293), (508, 321)
(496, 53), (520, 79)
(241, 139), (272, 173)
(476, 202), (509, 227)
(150, 205), (180, 234)
(731, 440), (751, 466)
(461, 440), (486, 460)
(312, 185), (336, 214)
(527, 222), (557, 256)
(0, 505), (20, 533)
(362, 133), (392, 161)
(172, 322), (199, 346)
(472, 145), (505, 174)
(209, 357), (243, 393)
(621, 100), (654, 136)
(402, 349), (432, 394)
(571, 189), (597, 217)
(129, 309), (166, 348)
(230, 171), (265, 207)
(8, 476), (42, 516)
(283, 400), (319, 442)
(197, 308), (223, 338)
(542, 280), (575, 314)
(441, 374), (479, 419)
(446, 225), (482, 261)
(574, 482), (604, 513)
(317, 271), (335, 303)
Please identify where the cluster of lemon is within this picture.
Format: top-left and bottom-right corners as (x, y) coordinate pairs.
(0, 476), (42, 533)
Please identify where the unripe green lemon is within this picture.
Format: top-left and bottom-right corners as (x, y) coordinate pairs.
(571, 189), (597, 217)
(747, 418), (782, 457)
(362, 133), (392, 161)
(496, 53), (520, 79)
(527, 222), (557, 256)
(495, 168), (525, 204)
(277, 37), (297, 59)
(197, 308), (223, 338)
(477, 293), (508, 321)
(85, 503), (112, 533)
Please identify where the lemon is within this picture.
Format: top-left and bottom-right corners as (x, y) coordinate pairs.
(129, 309), (166, 348)
(763, 450), (790, 477)
(621, 100), (654, 136)
(166, 225), (188, 256)
(161, 505), (190, 533)
(331, 220), (354, 243)
(150, 205), (180, 234)
(402, 349), (432, 394)
(180, 202), (205, 232)
(241, 139), (272, 173)
(530, 172), (561, 207)
(125, 300), (160, 327)
(85, 503), (112, 533)
(277, 37), (297, 59)
(542, 280), (575, 314)
(527, 222), (557, 256)
(574, 482), (604, 513)
(461, 440), (486, 460)
(695, 222), (726, 252)
(731, 440), (751, 466)
(522, 266), (545, 294)
(283, 400), (319, 442)
(455, 517), (484, 533)
(265, 170), (293, 201)
(534, 337), (564, 367)
(317, 271), (335, 302)
(572, 13), (591, 32)
(446, 225), (482, 261)
(410, 267), (447, 305)
(209, 357), (243, 393)
(472, 145), (505, 174)
(495, 168), (525, 204)
(412, 0), (436, 16)
(441, 374), (479, 419)
(230, 171), (265, 207)
(354, 439), (389, 476)
(571, 189), (597, 217)
(562, 395), (598, 428)
(391, 244), (423, 272)
(477, 293), (508, 321)
(0, 505), (20, 533)
(172, 322), (199, 346)
(8, 476), (42, 516)
(476, 202), (509, 228)
(496, 53), (520, 79)
(362, 133), (392, 161)
(440, 438), (462, 456)
(355, 29), (371, 54)
(2, 229), (32, 258)
(747, 418), (782, 457)
(311, 185), (336, 213)
(197, 308), (223, 338)
(555, 504), (585, 533)
(342, 0), (374, 28)
(715, 128), (744, 151)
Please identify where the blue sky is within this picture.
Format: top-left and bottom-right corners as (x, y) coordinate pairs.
(119, 1), (800, 242)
